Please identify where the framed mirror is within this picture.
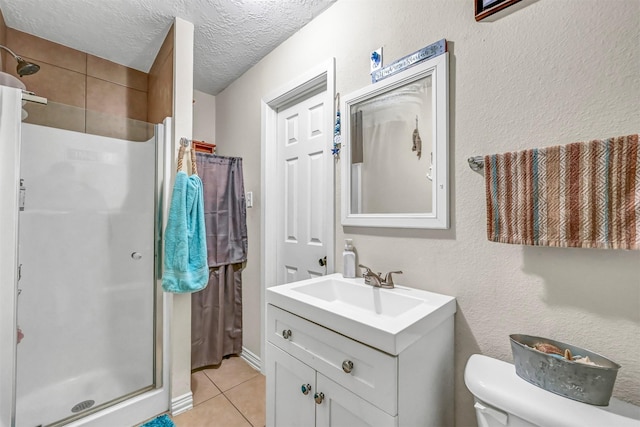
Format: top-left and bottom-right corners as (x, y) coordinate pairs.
(341, 53), (449, 229)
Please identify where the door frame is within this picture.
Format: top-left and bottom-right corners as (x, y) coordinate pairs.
(0, 86), (22, 427)
(260, 59), (336, 372)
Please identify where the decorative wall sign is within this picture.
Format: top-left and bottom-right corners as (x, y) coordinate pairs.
(370, 48), (383, 73)
(371, 39), (446, 83)
(475, 0), (538, 22)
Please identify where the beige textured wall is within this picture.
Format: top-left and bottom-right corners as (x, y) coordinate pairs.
(216, 1), (640, 425)
(193, 89), (215, 144)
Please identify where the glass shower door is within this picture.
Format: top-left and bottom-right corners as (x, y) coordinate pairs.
(15, 121), (157, 426)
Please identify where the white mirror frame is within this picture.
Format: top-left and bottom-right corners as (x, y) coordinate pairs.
(341, 53), (449, 229)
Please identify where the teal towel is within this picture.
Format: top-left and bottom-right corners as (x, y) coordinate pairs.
(162, 171), (209, 293)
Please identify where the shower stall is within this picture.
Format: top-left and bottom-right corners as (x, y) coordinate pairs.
(0, 86), (171, 426)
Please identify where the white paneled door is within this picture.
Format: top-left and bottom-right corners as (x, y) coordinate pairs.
(276, 90), (329, 284)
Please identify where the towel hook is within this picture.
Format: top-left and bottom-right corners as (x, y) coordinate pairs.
(176, 137), (198, 175)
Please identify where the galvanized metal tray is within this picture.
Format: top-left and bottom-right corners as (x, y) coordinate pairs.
(510, 334), (620, 406)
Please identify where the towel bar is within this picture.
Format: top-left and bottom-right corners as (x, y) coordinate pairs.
(467, 156), (484, 171)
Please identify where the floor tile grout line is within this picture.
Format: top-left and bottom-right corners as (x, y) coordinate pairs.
(220, 392), (255, 426)
(192, 372), (222, 406)
(192, 373), (263, 411)
(199, 371), (223, 395)
(201, 369), (260, 389)
(216, 373), (262, 394)
(190, 359), (265, 425)
(192, 389), (223, 408)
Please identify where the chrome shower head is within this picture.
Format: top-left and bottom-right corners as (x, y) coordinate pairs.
(16, 58), (40, 76)
(0, 44), (40, 77)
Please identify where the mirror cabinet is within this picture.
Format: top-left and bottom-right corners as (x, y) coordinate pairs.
(341, 53), (449, 229)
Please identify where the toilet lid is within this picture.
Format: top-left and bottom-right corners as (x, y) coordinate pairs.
(464, 354), (640, 427)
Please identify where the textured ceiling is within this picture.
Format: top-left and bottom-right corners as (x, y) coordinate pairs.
(0, 0), (336, 95)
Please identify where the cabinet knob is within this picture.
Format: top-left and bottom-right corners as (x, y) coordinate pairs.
(301, 384), (312, 395)
(282, 329), (292, 340)
(314, 392), (325, 404)
(342, 360), (354, 373)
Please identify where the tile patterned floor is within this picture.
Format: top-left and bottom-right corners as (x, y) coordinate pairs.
(171, 356), (266, 427)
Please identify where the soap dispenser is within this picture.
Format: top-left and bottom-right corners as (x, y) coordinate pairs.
(343, 239), (356, 278)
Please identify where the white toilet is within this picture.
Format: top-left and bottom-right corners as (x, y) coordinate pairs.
(464, 354), (640, 427)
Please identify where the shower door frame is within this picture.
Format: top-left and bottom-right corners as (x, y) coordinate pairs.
(0, 86), (172, 427)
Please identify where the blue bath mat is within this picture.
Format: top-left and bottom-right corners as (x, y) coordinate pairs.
(140, 414), (175, 427)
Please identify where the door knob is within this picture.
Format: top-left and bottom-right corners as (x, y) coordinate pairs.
(301, 384), (311, 395)
(342, 360), (354, 373)
(131, 252), (142, 260)
(314, 392), (324, 404)
(282, 329), (292, 339)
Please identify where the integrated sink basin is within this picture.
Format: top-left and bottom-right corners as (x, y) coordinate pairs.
(266, 273), (456, 355)
(292, 277), (424, 317)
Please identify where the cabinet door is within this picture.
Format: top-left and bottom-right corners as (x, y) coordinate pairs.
(266, 343), (316, 427)
(267, 304), (398, 415)
(315, 373), (397, 427)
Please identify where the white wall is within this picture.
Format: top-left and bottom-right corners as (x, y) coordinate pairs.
(215, 1), (640, 425)
(193, 89), (215, 144)
(169, 17), (195, 412)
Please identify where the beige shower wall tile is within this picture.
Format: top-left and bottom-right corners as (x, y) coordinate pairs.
(85, 110), (153, 142)
(6, 58), (86, 108)
(87, 76), (147, 122)
(7, 28), (86, 73)
(147, 48), (173, 124)
(87, 55), (148, 91)
(152, 24), (174, 73)
(0, 11), (7, 74)
(23, 101), (85, 134)
(0, 10), (7, 56)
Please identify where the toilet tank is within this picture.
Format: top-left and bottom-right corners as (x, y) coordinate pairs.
(464, 354), (640, 427)
(473, 397), (537, 427)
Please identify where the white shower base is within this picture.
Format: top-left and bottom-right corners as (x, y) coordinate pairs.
(16, 367), (149, 426)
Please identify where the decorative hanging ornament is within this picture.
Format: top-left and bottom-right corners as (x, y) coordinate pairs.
(332, 93), (341, 158)
(412, 115), (422, 159)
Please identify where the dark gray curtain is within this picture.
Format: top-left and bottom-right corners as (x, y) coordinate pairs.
(191, 153), (247, 369)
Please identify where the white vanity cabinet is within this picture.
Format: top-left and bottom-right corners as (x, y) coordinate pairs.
(266, 302), (455, 427)
(267, 343), (396, 427)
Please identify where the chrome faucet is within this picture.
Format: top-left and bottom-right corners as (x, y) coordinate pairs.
(358, 264), (402, 289)
(359, 264), (383, 287)
(383, 270), (403, 287)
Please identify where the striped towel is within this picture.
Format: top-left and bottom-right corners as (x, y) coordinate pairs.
(484, 134), (639, 250)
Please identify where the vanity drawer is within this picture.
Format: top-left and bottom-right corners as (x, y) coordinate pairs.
(267, 304), (398, 415)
